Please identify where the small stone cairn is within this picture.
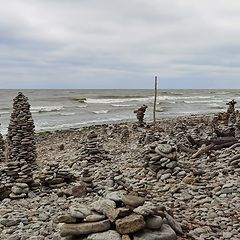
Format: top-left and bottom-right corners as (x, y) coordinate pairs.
(134, 104), (148, 126)
(121, 126), (130, 143)
(144, 143), (178, 178)
(78, 131), (110, 165)
(0, 92), (37, 199)
(0, 131), (5, 161)
(226, 99), (237, 126)
(58, 194), (183, 239)
(81, 168), (93, 193)
(39, 161), (76, 189)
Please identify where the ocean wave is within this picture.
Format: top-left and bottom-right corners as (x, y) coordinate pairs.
(0, 111), (10, 115)
(77, 105), (88, 108)
(86, 97), (152, 104)
(183, 99), (224, 104)
(92, 110), (109, 114)
(161, 91), (183, 96)
(111, 104), (134, 107)
(97, 95), (148, 99)
(69, 97), (87, 103)
(59, 112), (76, 116)
(38, 117), (130, 131)
(31, 106), (64, 113)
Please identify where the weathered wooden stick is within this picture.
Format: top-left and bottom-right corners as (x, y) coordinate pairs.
(192, 143), (215, 158)
(213, 141), (238, 150)
(153, 76), (157, 128)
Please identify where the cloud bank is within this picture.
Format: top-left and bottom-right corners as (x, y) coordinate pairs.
(0, 0), (240, 88)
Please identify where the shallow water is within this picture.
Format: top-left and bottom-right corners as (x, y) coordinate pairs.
(0, 89), (239, 134)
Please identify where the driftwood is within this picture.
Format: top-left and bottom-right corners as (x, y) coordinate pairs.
(212, 141), (238, 150)
(215, 128), (235, 137)
(178, 145), (195, 154)
(191, 143), (215, 158)
(210, 137), (238, 145)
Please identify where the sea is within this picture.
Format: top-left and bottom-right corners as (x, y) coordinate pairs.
(0, 89), (239, 135)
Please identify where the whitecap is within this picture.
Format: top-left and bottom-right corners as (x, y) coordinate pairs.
(92, 110), (109, 114)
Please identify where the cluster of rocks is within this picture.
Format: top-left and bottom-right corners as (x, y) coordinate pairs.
(134, 104), (148, 126)
(0, 161), (32, 199)
(144, 143), (179, 180)
(81, 168), (93, 193)
(7, 92), (37, 164)
(0, 132), (5, 161)
(58, 193), (183, 240)
(0, 92), (37, 199)
(39, 161), (76, 189)
(78, 131), (110, 165)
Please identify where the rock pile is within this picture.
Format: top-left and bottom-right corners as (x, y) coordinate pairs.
(81, 168), (93, 193)
(78, 131), (110, 165)
(121, 126), (130, 143)
(7, 92), (37, 164)
(134, 104), (148, 126)
(0, 132), (5, 161)
(39, 161), (76, 189)
(144, 143), (178, 179)
(0, 92), (37, 199)
(58, 194), (183, 240)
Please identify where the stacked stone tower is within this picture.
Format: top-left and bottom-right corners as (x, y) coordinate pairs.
(7, 92), (37, 163)
(0, 131), (5, 161)
(4, 92), (37, 194)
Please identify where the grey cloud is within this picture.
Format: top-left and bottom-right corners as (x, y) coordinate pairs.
(0, 0), (240, 88)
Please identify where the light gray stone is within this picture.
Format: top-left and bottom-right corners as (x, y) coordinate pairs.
(87, 230), (121, 240)
(60, 220), (111, 237)
(133, 224), (177, 240)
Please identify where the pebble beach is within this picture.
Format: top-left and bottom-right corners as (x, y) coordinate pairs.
(0, 108), (239, 239)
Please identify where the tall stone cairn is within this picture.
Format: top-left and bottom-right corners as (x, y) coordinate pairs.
(0, 131), (5, 161)
(7, 92), (37, 164)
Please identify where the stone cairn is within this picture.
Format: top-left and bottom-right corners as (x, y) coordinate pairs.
(81, 168), (93, 193)
(134, 104), (148, 126)
(0, 92), (37, 199)
(57, 194), (183, 239)
(78, 131), (110, 164)
(144, 143), (178, 180)
(39, 161), (76, 190)
(121, 126), (130, 143)
(226, 99), (237, 126)
(0, 131), (5, 161)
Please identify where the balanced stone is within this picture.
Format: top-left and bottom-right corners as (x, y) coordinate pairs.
(122, 195), (145, 207)
(87, 230), (121, 240)
(60, 220), (111, 237)
(0, 132), (5, 162)
(133, 224), (177, 240)
(146, 215), (163, 230)
(115, 214), (145, 234)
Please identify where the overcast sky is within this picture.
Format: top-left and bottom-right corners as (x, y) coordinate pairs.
(0, 0), (240, 89)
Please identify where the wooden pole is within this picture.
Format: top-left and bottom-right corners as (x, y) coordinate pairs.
(153, 76), (158, 127)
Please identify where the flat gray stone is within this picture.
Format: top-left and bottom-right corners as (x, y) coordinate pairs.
(87, 230), (121, 240)
(133, 224), (177, 240)
(122, 195), (145, 207)
(70, 205), (92, 219)
(60, 220), (111, 237)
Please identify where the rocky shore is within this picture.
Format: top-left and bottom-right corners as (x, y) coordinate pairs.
(0, 113), (240, 239)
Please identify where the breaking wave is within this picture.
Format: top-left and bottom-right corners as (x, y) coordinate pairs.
(31, 106), (64, 113)
(92, 110), (109, 114)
